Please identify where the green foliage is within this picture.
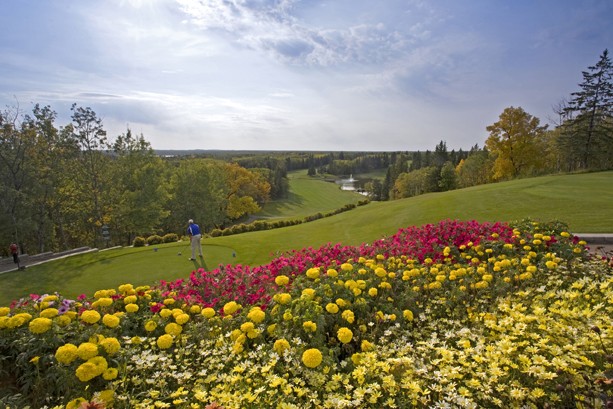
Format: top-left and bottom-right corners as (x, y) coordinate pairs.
(146, 235), (163, 245)
(132, 236), (146, 247)
(162, 233), (178, 243)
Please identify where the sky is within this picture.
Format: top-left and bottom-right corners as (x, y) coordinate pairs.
(0, 0), (611, 152)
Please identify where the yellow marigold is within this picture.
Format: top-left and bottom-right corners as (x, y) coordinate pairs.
(302, 348), (323, 368)
(189, 305), (201, 314)
(39, 308), (59, 318)
(375, 267), (387, 278)
(102, 314), (120, 329)
(102, 367), (119, 380)
(77, 342), (99, 360)
(80, 310), (101, 324)
(275, 293), (292, 305)
(275, 275), (290, 286)
(428, 281), (442, 290)
(76, 358), (105, 382)
(159, 308), (172, 318)
(273, 338), (290, 355)
(283, 311), (293, 321)
(144, 320), (157, 332)
(9, 313), (32, 328)
(306, 267), (320, 279)
(247, 329), (259, 339)
(122, 295), (137, 304)
(29, 317), (53, 334)
(482, 274), (493, 282)
(165, 322), (183, 336)
(54, 314), (72, 327)
(201, 307), (216, 319)
(55, 343), (78, 364)
(325, 303), (339, 314)
(156, 334), (173, 349)
(303, 321), (317, 332)
(125, 303), (139, 313)
(223, 301), (241, 315)
(326, 268), (338, 277)
(403, 309), (414, 321)
(267, 323), (277, 335)
(100, 337), (121, 355)
(232, 342), (244, 354)
(118, 284), (134, 294)
(163, 298), (176, 306)
(247, 307), (266, 324)
(341, 310), (355, 324)
(361, 340), (374, 352)
(175, 313), (190, 325)
(336, 298), (347, 308)
(240, 322), (255, 334)
(340, 263), (353, 271)
(475, 280), (489, 289)
(0, 307), (10, 317)
(230, 329), (242, 341)
(301, 288), (316, 299)
(337, 327), (353, 344)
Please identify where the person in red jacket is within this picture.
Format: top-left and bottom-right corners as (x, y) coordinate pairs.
(9, 243), (20, 267)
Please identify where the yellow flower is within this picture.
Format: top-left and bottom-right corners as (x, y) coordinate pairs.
(102, 367), (119, 380)
(100, 337), (121, 355)
(30, 356), (40, 364)
(75, 359), (104, 382)
(102, 313), (120, 328)
(368, 288), (378, 297)
(118, 283), (134, 294)
(39, 307), (59, 318)
(201, 307), (216, 318)
(175, 313), (190, 325)
(223, 301), (241, 315)
(275, 275), (290, 285)
(361, 340), (374, 352)
(163, 298), (176, 305)
(123, 295), (138, 304)
(144, 320), (158, 332)
(77, 342), (99, 360)
(0, 307), (10, 317)
(301, 288), (316, 299)
(341, 310), (355, 324)
(403, 309), (414, 321)
(283, 311), (293, 321)
(337, 327), (353, 344)
(66, 398), (88, 409)
(240, 321), (255, 333)
(273, 338), (290, 355)
(326, 268), (338, 277)
(340, 263), (353, 271)
(159, 308), (173, 318)
(9, 313), (32, 328)
(325, 303), (339, 314)
(375, 267), (387, 278)
(80, 310), (101, 324)
(275, 293), (292, 305)
(55, 343), (78, 364)
(165, 322), (183, 336)
(306, 267), (320, 279)
(189, 304), (201, 314)
(247, 306), (266, 324)
(302, 348), (323, 368)
(156, 334), (173, 349)
(303, 321), (317, 332)
(29, 317), (53, 334)
(125, 303), (139, 313)
(94, 297), (113, 307)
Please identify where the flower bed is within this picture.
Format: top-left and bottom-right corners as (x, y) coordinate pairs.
(0, 219), (611, 408)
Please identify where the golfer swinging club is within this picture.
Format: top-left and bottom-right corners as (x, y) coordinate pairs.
(187, 219), (204, 261)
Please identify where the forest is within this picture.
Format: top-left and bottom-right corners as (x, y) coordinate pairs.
(1, 50), (611, 257)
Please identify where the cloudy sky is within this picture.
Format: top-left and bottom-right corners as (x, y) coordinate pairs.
(1, 0), (611, 151)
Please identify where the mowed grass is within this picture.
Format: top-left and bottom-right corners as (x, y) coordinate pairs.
(255, 171), (365, 219)
(0, 170), (611, 306)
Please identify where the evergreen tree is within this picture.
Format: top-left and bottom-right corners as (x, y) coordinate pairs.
(561, 49), (613, 169)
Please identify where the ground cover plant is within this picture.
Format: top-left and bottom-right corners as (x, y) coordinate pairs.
(0, 219), (611, 408)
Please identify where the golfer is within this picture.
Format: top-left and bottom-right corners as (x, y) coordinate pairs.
(187, 219), (204, 260)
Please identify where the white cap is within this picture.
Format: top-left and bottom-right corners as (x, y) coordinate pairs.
(188, 219), (193, 223)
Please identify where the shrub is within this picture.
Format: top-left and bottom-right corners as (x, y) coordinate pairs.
(146, 235), (163, 245)
(132, 236), (146, 247)
(162, 233), (179, 243)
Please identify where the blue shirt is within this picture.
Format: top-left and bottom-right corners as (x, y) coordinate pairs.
(187, 223), (201, 236)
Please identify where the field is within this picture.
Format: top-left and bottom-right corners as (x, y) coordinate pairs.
(0, 170), (611, 307)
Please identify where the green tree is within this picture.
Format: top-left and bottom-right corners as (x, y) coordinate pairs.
(561, 49), (613, 170)
(438, 161), (457, 191)
(392, 166), (438, 199)
(485, 106), (549, 180)
(455, 148), (492, 188)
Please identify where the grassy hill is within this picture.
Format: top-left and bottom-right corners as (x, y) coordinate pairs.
(0, 170), (611, 306)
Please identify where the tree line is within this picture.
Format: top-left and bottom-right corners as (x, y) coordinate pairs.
(357, 49), (612, 200)
(0, 103), (282, 256)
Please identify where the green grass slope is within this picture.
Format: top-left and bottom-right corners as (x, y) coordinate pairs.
(1, 171), (611, 306)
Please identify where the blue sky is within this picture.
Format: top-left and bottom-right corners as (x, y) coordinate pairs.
(1, 0), (611, 151)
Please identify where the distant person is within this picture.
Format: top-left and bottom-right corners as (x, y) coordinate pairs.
(9, 243), (20, 268)
(187, 219), (204, 260)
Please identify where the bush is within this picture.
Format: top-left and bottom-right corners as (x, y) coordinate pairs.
(162, 233), (179, 243)
(146, 235), (163, 245)
(132, 236), (146, 247)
